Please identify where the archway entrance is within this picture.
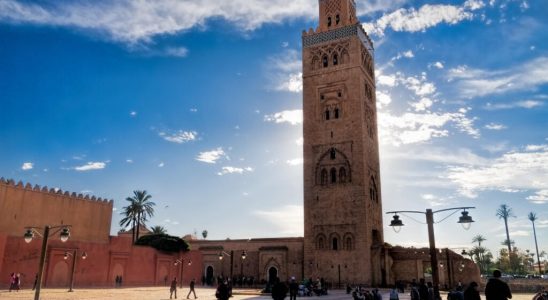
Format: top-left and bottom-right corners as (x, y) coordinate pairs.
(206, 266), (214, 286)
(268, 266), (278, 283)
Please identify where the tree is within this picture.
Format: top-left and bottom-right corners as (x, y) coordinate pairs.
(119, 201), (139, 243)
(472, 235), (486, 247)
(123, 190), (156, 243)
(202, 230), (208, 239)
(528, 212), (542, 274)
(496, 204), (515, 270)
(151, 225), (168, 235)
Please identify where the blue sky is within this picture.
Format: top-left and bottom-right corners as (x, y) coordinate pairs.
(1, 0), (547, 259)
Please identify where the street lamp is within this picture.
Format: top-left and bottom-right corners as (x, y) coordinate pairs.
(63, 250), (87, 292)
(386, 207), (475, 299)
(219, 250), (247, 281)
(174, 257), (192, 288)
(24, 225), (71, 300)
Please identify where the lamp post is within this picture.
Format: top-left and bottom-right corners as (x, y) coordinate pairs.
(219, 250), (246, 282)
(24, 225), (71, 300)
(174, 257), (192, 288)
(63, 250), (87, 292)
(386, 207), (475, 298)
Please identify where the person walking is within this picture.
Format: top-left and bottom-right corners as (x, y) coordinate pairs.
(289, 277), (299, 300)
(485, 270), (512, 300)
(216, 280), (230, 300)
(390, 288), (399, 300)
(272, 277), (288, 300)
(464, 282), (481, 300)
(170, 277), (178, 299)
(187, 278), (197, 299)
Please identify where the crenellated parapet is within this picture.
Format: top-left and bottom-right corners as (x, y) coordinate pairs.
(0, 177), (113, 205)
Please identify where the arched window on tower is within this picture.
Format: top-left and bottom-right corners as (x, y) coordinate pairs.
(345, 236), (353, 250)
(320, 169), (328, 186)
(370, 177), (378, 202)
(332, 237), (339, 250)
(325, 109), (330, 120)
(330, 148), (336, 160)
(330, 168), (337, 183)
(327, 17), (332, 27)
(323, 55), (328, 68)
(317, 236), (325, 250)
(334, 108), (340, 119)
(336, 14), (340, 25)
(333, 54), (338, 66)
(339, 167), (347, 183)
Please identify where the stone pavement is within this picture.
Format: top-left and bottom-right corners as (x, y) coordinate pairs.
(0, 287), (536, 300)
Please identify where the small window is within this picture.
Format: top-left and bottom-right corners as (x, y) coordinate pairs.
(339, 167), (346, 182)
(336, 14), (340, 25)
(327, 17), (332, 27)
(333, 54), (338, 66)
(345, 237), (352, 250)
(320, 94), (325, 100)
(321, 169), (328, 185)
(338, 91), (342, 97)
(330, 148), (336, 159)
(325, 109), (330, 120)
(334, 108), (339, 119)
(318, 236), (325, 249)
(330, 168), (337, 183)
(323, 55), (328, 68)
(332, 237), (338, 250)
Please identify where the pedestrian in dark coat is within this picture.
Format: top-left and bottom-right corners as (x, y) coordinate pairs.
(464, 282), (481, 300)
(216, 281), (230, 300)
(272, 277), (288, 300)
(485, 270), (512, 300)
(289, 277), (299, 300)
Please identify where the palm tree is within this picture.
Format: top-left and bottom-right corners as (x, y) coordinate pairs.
(151, 225), (168, 235)
(202, 230), (208, 239)
(472, 234), (486, 247)
(528, 212), (542, 274)
(119, 201), (139, 243)
(496, 204), (515, 266)
(127, 190), (156, 242)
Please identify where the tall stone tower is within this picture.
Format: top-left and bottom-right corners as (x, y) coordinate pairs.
(302, 0), (384, 285)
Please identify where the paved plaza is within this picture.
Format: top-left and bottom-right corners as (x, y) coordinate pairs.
(0, 287), (538, 300)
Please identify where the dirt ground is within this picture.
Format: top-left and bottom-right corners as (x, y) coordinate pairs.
(0, 287), (538, 300)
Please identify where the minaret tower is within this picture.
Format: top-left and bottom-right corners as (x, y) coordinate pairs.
(302, 0), (384, 285)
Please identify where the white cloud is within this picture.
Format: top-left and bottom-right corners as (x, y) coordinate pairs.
(21, 162), (33, 170)
(448, 57), (548, 98)
(295, 137), (304, 146)
(527, 190), (548, 204)
(484, 100), (543, 110)
(74, 161), (107, 171)
(376, 91), (392, 109)
(378, 109), (479, 146)
(217, 166), (253, 176)
(264, 109), (303, 125)
(286, 158), (303, 166)
(362, 2), (481, 37)
(158, 162), (165, 167)
(410, 97), (433, 112)
(196, 147), (227, 164)
(391, 50), (414, 61)
(484, 123), (507, 130)
(446, 145), (548, 199)
(159, 130), (197, 144)
(377, 75), (397, 87)
(189, 108), (198, 112)
(126, 159), (133, 163)
(0, 0), (317, 45)
(267, 49), (302, 93)
(130, 111), (137, 117)
(429, 61), (444, 69)
(165, 46), (188, 57)
(253, 205), (303, 235)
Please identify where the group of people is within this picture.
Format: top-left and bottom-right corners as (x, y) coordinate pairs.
(8, 272), (21, 292)
(349, 286), (383, 300)
(114, 275), (123, 287)
(169, 277), (198, 300)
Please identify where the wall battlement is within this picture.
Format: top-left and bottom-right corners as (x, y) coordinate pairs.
(0, 177), (113, 205)
(0, 178), (113, 243)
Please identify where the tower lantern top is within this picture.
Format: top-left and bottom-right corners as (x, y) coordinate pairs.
(318, 0), (358, 32)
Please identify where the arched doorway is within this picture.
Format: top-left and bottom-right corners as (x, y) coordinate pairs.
(205, 266), (214, 286)
(268, 266), (278, 283)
